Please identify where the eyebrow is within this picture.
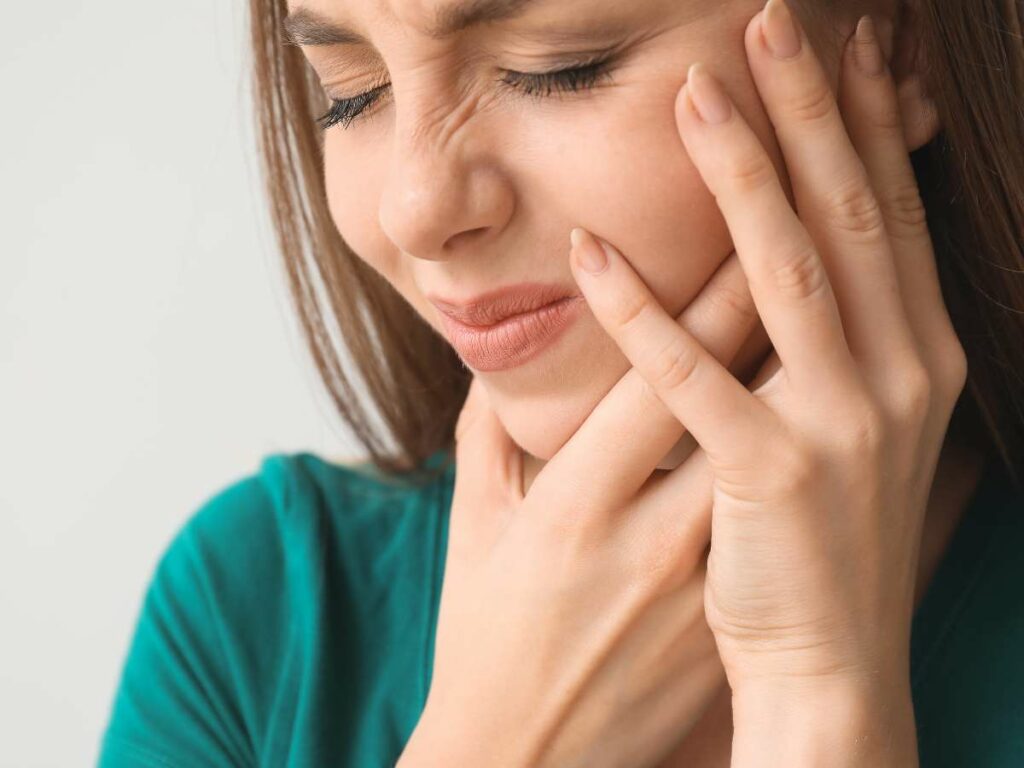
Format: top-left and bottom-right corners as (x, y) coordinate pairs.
(283, 0), (539, 46)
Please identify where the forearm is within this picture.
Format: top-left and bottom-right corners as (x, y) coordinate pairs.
(730, 676), (919, 768)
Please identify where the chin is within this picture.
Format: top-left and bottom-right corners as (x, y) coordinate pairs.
(486, 374), (694, 471)
(490, 388), (599, 461)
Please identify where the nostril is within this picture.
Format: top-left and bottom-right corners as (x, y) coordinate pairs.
(444, 226), (489, 251)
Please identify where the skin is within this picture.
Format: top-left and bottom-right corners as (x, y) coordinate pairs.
(554, 1), (974, 754)
(303, 0), (827, 462)
(300, 0), (971, 478)
(296, 0), (988, 762)
(304, 0), (984, 646)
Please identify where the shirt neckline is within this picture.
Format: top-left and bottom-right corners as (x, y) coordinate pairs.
(305, 447), (1018, 697)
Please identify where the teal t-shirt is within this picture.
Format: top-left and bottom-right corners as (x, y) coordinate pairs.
(97, 449), (1024, 766)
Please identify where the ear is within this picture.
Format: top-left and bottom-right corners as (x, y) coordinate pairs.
(877, 0), (941, 151)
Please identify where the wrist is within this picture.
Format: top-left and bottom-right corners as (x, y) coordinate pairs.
(730, 675), (918, 767)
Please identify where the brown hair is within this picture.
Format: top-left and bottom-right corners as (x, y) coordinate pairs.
(246, 0), (1024, 492)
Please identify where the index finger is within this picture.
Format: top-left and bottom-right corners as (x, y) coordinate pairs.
(526, 248), (760, 522)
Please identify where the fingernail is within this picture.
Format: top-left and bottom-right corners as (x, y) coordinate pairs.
(852, 15), (885, 77)
(571, 227), (609, 274)
(762, 0), (802, 60)
(686, 63), (732, 125)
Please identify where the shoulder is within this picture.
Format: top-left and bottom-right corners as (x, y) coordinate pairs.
(161, 449), (454, 595)
(98, 448), (455, 767)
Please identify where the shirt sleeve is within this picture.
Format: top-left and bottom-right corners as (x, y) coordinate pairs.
(97, 479), (268, 768)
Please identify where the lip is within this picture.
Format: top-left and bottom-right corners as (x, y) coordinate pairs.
(428, 282), (579, 327)
(429, 284), (585, 372)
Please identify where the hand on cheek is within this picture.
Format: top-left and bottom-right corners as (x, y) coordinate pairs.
(567, 0), (965, 759)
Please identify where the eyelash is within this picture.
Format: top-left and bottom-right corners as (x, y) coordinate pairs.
(315, 56), (615, 131)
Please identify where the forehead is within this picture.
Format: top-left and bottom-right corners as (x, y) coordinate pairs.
(284, 0), (607, 42)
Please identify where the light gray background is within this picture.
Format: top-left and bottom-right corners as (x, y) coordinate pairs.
(0, 2), (363, 764)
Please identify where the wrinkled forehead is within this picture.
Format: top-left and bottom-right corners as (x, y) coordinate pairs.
(285, 0), (535, 38)
(283, 0), (644, 44)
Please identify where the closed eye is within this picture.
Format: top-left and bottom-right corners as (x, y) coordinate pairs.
(315, 55), (616, 131)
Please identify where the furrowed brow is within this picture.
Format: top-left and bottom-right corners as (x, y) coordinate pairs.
(283, 8), (364, 46)
(283, 0), (539, 46)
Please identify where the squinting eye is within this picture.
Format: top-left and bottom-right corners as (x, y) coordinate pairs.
(497, 57), (614, 98)
(315, 81), (390, 131)
(315, 56), (615, 132)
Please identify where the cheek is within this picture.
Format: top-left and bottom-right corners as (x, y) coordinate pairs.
(322, 135), (428, 311)
(318, 36), (783, 332)
(583, 113), (729, 318)
(506, 14), (778, 321)
(512, 88), (734, 320)
(323, 134), (391, 269)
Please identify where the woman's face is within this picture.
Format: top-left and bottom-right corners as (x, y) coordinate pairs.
(291, 0), (845, 462)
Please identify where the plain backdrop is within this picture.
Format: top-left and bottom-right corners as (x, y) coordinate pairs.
(0, 2), (366, 764)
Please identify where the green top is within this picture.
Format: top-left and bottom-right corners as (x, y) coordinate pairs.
(98, 449), (1024, 767)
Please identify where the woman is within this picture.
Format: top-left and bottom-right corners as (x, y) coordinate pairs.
(98, 0), (1024, 765)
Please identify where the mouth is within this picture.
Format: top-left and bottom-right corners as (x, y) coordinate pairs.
(428, 282), (579, 327)
(434, 294), (586, 372)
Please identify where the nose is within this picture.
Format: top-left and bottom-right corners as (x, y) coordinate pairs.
(377, 102), (515, 260)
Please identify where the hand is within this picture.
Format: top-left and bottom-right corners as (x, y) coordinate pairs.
(566, 0), (966, 758)
(400, 255), (775, 766)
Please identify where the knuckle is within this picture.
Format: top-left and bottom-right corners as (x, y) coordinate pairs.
(944, 342), (970, 397)
(788, 81), (838, 126)
(767, 242), (829, 302)
(882, 181), (929, 232)
(645, 336), (701, 392)
(894, 362), (934, 423)
(820, 175), (886, 239)
(608, 290), (653, 332)
(931, 336), (969, 405)
(773, 440), (820, 497)
(725, 151), (778, 196)
(704, 277), (756, 328)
